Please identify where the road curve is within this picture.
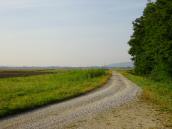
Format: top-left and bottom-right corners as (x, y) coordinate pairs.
(0, 72), (141, 129)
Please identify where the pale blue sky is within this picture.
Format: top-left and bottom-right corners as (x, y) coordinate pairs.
(0, 0), (148, 67)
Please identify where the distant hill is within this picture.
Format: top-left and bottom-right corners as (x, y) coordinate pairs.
(0, 66), (63, 70)
(0, 62), (134, 70)
(104, 62), (134, 68)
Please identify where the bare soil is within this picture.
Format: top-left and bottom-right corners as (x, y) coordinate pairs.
(66, 99), (172, 129)
(0, 70), (54, 78)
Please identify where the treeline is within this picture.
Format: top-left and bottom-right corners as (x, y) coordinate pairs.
(128, 0), (172, 80)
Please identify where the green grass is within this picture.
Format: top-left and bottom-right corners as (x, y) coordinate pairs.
(118, 70), (172, 112)
(0, 69), (111, 118)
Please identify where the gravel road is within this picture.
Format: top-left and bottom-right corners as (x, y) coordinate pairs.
(0, 72), (141, 129)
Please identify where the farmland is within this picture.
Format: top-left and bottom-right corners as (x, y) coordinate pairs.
(0, 69), (111, 118)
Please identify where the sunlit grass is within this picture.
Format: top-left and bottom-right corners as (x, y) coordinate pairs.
(0, 69), (111, 118)
(118, 70), (172, 112)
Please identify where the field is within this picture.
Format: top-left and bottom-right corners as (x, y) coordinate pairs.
(119, 70), (172, 112)
(0, 69), (111, 118)
(0, 69), (54, 78)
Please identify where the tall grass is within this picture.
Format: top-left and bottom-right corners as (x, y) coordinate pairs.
(119, 70), (172, 112)
(0, 69), (111, 118)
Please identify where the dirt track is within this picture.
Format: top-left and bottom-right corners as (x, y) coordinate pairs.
(0, 72), (142, 129)
(66, 99), (171, 129)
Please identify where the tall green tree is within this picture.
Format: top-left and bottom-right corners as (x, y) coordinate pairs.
(128, 0), (172, 80)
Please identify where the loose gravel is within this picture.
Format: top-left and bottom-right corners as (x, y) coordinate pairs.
(0, 72), (141, 129)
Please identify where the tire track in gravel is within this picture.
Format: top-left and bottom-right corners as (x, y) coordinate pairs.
(0, 72), (141, 129)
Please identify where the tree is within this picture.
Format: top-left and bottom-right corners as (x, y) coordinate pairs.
(128, 0), (172, 80)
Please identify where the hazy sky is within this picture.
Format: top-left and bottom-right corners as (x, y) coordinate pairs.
(0, 0), (148, 67)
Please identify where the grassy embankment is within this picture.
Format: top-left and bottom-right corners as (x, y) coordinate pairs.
(0, 69), (111, 118)
(118, 70), (172, 112)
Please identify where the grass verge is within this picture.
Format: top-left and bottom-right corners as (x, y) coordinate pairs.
(0, 69), (111, 118)
(118, 70), (172, 112)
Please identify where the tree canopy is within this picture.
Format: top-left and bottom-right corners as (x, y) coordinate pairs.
(128, 0), (172, 80)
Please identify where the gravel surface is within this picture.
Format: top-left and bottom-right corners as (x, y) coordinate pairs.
(0, 72), (141, 129)
(66, 100), (171, 129)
